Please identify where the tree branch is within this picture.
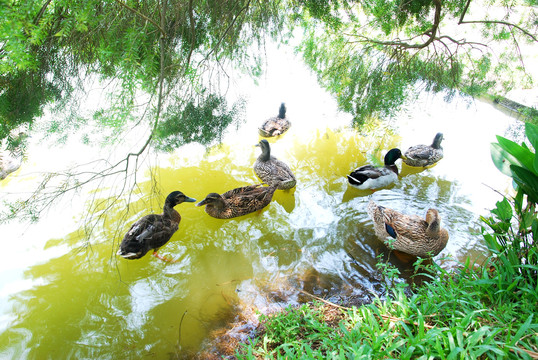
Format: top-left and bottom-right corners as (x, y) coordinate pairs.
(458, 0), (538, 43)
(113, 0), (166, 37)
(204, 0), (251, 60)
(34, 0), (53, 25)
(346, 0), (442, 50)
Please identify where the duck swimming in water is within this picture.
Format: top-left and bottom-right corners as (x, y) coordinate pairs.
(117, 191), (196, 260)
(254, 139), (296, 190)
(403, 132), (444, 167)
(197, 184), (277, 219)
(347, 148), (405, 190)
(367, 199), (449, 258)
(258, 103), (291, 137)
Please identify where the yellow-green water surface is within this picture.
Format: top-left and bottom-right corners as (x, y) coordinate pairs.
(0, 49), (522, 358)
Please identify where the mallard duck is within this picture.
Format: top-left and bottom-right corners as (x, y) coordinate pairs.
(367, 199), (449, 258)
(117, 191), (196, 260)
(254, 139), (296, 190)
(403, 132), (444, 167)
(258, 103), (291, 137)
(347, 148), (405, 190)
(197, 184), (277, 219)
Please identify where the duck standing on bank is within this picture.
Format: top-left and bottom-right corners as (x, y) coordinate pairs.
(403, 132), (444, 167)
(254, 139), (296, 190)
(197, 184), (277, 219)
(347, 148), (406, 190)
(117, 191), (196, 260)
(258, 103), (291, 137)
(367, 199), (449, 258)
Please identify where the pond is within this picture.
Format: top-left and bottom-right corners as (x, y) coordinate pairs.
(0, 44), (522, 358)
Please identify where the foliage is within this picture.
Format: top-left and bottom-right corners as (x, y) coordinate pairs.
(153, 94), (245, 151)
(293, 0), (537, 125)
(0, 0), (284, 148)
(238, 261), (538, 359)
(483, 121), (538, 293)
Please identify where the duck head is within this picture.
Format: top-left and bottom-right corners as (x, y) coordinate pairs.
(196, 193), (225, 209)
(166, 191), (196, 207)
(256, 139), (271, 161)
(432, 133), (444, 149)
(384, 148), (406, 166)
(278, 103), (286, 119)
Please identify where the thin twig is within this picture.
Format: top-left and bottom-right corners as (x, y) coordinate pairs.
(113, 0), (166, 36)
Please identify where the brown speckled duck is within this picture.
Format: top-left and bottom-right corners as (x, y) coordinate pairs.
(403, 132), (444, 167)
(258, 103), (291, 137)
(117, 191), (196, 260)
(254, 139), (296, 190)
(367, 199), (449, 258)
(197, 184), (277, 219)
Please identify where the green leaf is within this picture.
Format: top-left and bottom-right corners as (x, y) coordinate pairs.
(491, 198), (513, 222)
(490, 143), (521, 176)
(509, 314), (533, 347)
(526, 122), (538, 172)
(510, 165), (538, 203)
(496, 136), (536, 174)
(525, 122), (538, 151)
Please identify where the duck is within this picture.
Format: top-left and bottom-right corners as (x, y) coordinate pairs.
(196, 184), (277, 219)
(347, 148), (405, 190)
(403, 132), (444, 167)
(258, 103), (291, 137)
(254, 139), (296, 190)
(117, 191), (196, 260)
(367, 199), (449, 258)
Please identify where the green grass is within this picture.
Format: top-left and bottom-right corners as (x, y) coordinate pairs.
(238, 257), (538, 360)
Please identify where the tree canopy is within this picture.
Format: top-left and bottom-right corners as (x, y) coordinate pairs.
(294, 0), (537, 124)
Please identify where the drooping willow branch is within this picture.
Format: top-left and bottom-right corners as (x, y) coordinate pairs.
(458, 0), (538, 42)
(113, 0), (167, 36)
(0, 0), (171, 226)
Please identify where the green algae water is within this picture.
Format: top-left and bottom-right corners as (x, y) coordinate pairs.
(0, 46), (521, 358)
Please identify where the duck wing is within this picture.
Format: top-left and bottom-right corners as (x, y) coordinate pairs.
(254, 157), (296, 188)
(222, 184), (264, 198)
(119, 214), (178, 258)
(226, 185), (276, 217)
(347, 165), (388, 186)
(405, 145), (434, 159)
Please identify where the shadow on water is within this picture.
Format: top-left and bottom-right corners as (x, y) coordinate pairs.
(0, 99), (518, 358)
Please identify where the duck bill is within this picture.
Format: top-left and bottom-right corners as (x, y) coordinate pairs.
(184, 196), (196, 203)
(196, 199), (209, 207)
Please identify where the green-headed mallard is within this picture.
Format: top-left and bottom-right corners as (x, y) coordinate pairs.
(347, 148), (405, 190)
(367, 199), (449, 258)
(403, 132), (444, 167)
(117, 191), (196, 260)
(254, 139), (296, 190)
(258, 103), (291, 137)
(196, 184), (277, 219)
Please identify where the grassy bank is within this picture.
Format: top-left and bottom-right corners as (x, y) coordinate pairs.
(237, 259), (537, 359)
